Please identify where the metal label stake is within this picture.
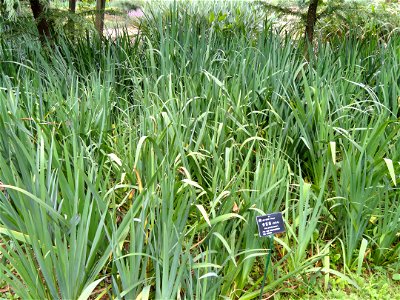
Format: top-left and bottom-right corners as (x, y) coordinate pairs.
(256, 212), (285, 300)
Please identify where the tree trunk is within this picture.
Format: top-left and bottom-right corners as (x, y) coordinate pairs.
(69, 0), (76, 13)
(67, 0), (76, 33)
(29, 0), (52, 41)
(95, 0), (106, 36)
(305, 0), (319, 45)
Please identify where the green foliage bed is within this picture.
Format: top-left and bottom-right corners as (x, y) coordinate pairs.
(0, 1), (399, 299)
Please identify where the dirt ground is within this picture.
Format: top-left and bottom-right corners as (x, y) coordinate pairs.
(103, 9), (142, 39)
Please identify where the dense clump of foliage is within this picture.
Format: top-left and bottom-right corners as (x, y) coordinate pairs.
(0, 1), (399, 299)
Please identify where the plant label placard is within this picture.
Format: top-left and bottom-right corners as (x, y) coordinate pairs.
(256, 212), (285, 237)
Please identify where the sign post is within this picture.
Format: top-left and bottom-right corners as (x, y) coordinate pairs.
(256, 212), (285, 300)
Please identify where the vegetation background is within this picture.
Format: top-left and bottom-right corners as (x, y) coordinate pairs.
(0, 0), (399, 299)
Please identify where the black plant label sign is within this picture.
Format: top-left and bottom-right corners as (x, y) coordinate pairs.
(256, 212), (285, 237)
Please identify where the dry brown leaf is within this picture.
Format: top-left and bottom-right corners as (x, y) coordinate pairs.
(233, 202), (239, 213)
